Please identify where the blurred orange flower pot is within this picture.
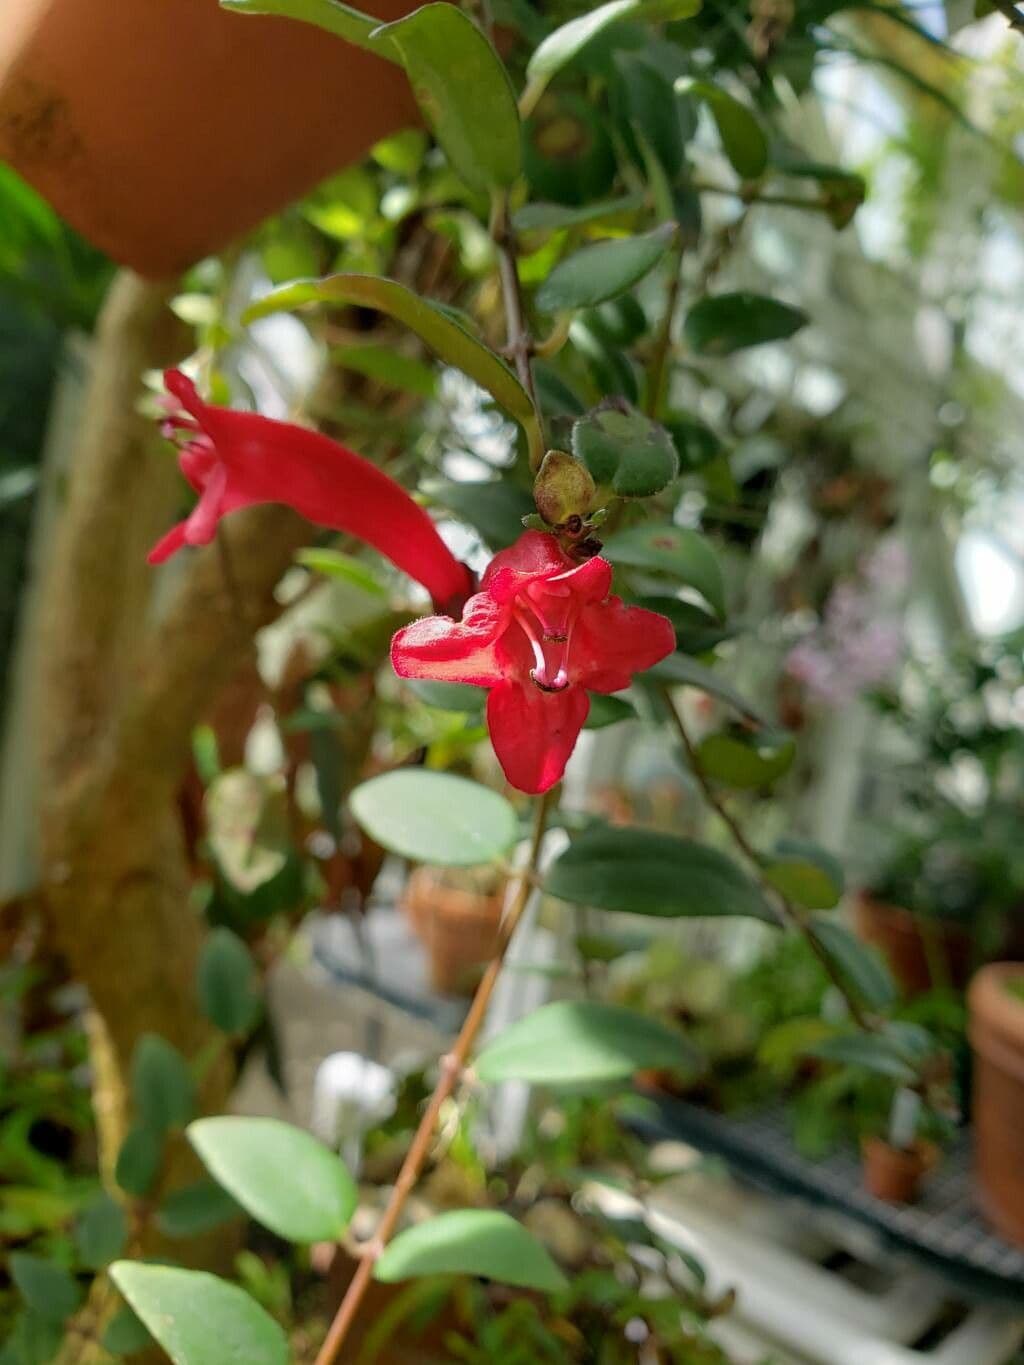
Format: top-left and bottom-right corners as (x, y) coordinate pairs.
(0, 0), (420, 276)
(402, 865), (505, 998)
(969, 963), (1024, 1247)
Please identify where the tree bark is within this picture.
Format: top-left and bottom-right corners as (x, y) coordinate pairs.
(36, 270), (309, 1186)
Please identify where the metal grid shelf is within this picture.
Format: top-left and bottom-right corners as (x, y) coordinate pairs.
(640, 1094), (1024, 1305)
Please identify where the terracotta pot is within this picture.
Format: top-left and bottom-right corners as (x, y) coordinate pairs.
(0, 0), (421, 276)
(968, 963), (1024, 1247)
(861, 1136), (937, 1204)
(854, 892), (973, 996)
(403, 867), (504, 997)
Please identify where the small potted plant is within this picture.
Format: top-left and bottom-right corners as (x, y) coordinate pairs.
(969, 962), (1024, 1247)
(861, 1087), (940, 1205)
(856, 822), (1019, 996)
(402, 864), (507, 997)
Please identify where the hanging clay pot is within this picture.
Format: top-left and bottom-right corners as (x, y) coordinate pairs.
(0, 0), (420, 277)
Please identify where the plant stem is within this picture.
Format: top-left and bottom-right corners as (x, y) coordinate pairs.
(643, 246), (685, 419)
(989, 0), (1024, 34)
(492, 194), (545, 469)
(313, 790), (556, 1365)
(661, 688), (874, 1032)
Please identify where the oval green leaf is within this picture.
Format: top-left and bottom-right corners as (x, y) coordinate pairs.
(636, 595), (734, 654)
(602, 524), (724, 618)
(219, 0), (397, 55)
(476, 1000), (699, 1084)
(572, 408), (678, 498)
(375, 1210), (568, 1293)
(75, 1193), (128, 1271)
(422, 477), (535, 550)
(349, 770), (517, 866)
(535, 225), (675, 313)
(243, 273), (541, 464)
(546, 826), (776, 921)
(115, 1125), (164, 1198)
(373, 5), (521, 192)
(684, 292), (807, 356)
(10, 1254), (82, 1323)
(763, 836), (844, 910)
(649, 653), (767, 725)
(676, 78), (767, 179)
(809, 915), (896, 1009)
(805, 1034), (916, 1084)
(198, 928), (262, 1035)
(110, 1263), (288, 1365)
(187, 1117), (356, 1243)
(156, 1181), (242, 1240)
(696, 728), (795, 789)
(132, 1035), (195, 1135)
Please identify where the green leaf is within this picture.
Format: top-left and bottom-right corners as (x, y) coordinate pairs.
(684, 292), (807, 356)
(331, 342), (438, 398)
(131, 1035), (195, 1135)
(10, 1254), (82, 1323)
(664, 414), (723, 470)
(206, 769), (290, 895)
(696, 728), (795, 789)
(476, 1001), (698, 1083)
(585, 693), (637, 728)
(219, 0), (397, 56)
(372, 5), (520, 191)
(649, 653), (767, 724)
(295, 547), (388, 596)
(188, 1117), (356, 1243)
(512, 193), (645, 233)
(602, 524), (724, 618)
(375, 1210), (568, 1293)
(244, 274), (541, 465)
(636, 596), (734, 654)
(349, 770), (517, 866)
(102, 1307), (153, 1357)
(110, 1263), (288, 1365)
(572, 408), (678, 498)
(547, 827), (776, 921)
(114, 1125), (164, 1198)
(806, 1034), (916, 1083)
(535, 225), (675, 313)
(763, 837), (845, 910)
(525, 0), (700, 105)
(406, 680), (486, 714)
(615, 55), (684, 178)
(422, 478), (535, 549)
(3, 1311), (62, 1365)
(156, 1180), (242, 1239)
(197, 928), (262, 1035)
(809, 915), (896, 1009)
(74, 1193), (128, 1270)
(676, 79), (767, 179)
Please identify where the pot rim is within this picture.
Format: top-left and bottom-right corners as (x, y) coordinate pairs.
(968, 961), (1024, 1045)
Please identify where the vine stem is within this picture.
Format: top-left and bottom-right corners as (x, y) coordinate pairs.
(660, 686), (874, 1033)
(313, 790), (556, 1365)
(492, 193), (545, 469)
(643, 244), (685, 419)
(989, 0), (1024, 34)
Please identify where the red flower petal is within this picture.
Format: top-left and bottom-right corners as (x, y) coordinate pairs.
(486, 678), (590, 794)
(390, 592), (508, 686)
(482, 530), (575, 603)
(573, 596), (676, 693)
(151, 371), (471, 608)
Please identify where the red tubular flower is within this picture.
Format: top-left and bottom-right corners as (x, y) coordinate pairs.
(149, 370), (471, 611)
(391, 530), (675, 794)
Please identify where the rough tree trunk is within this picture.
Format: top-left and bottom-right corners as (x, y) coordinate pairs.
(35, 270), (309, 1193)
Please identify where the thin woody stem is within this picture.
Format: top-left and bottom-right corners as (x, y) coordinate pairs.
(643, 245), (685, 419)
(661, 687), (874, 1033)
(313, 789), (556, 1365)
(492, 194), (545, 469)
